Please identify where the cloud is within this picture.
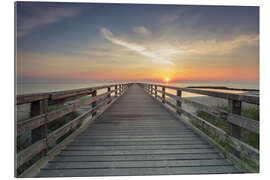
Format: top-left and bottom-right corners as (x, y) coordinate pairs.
(179, 34), (259, 56)
(133, 26), (150, 36)
(100, 28), (174, 65)
(17, 7), (81, 37)
(159, 9), (185, 24)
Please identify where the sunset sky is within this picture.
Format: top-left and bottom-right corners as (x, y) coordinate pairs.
(16, 2), (259, 83)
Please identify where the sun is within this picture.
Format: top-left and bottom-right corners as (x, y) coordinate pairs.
(165, 77), (170, 83)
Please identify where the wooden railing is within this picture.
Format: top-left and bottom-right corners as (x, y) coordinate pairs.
(16, 83), (131, 173)
(140, 83), (259, 171)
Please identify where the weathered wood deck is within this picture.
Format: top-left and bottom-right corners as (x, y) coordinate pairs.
(36, 84), (243, 177)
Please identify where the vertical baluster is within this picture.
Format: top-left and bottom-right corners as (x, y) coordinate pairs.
(115, 85), (118, 97)
(228, 99), (242, 138)
(155, 85), (157, 99)
(176, 90), (182, 115)
(228, 99), (242, 157)
(92, 90), (97, 116)
(107, 86), (111, 104)
(162, 87), (165, 103)
(31, 99), (48, 155)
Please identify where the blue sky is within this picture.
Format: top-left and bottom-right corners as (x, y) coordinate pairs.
(16, 2), (259, 83)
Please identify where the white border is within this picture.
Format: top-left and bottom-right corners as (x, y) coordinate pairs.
(1, 0), (269, 180)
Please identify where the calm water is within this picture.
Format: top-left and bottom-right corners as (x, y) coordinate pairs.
(16, 81), (259, 97)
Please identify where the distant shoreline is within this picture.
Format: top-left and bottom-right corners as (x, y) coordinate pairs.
(187, 86), (259, 92)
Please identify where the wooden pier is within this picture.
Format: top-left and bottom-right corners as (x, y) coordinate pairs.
(16, 83), (259, 177)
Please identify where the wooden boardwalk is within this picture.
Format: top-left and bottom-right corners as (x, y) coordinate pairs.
(36, 84), (243, 177)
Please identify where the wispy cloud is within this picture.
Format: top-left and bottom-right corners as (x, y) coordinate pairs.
(17, 7), (81, 37)
(133, 26), (150, 36)
(100, 28), (174, 65)
(160, 9), (185, 24)
(179, 35), (259, 56)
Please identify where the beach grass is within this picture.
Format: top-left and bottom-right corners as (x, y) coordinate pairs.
(196, 105), (259, 149)
(17, 105), (80, 176)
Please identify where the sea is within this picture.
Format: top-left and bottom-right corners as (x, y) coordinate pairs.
(16, 81), (259, 97)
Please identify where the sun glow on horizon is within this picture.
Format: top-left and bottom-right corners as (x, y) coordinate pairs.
(165, 77), (170, 83)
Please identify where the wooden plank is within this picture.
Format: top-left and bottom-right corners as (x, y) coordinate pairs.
(17, 93), (50, 105)
(228, 113), (259, 133)
(17, 139), (47, 168)
(176, 96), (228, 120)
(35, 84), (242, 177)
(50, 89), (93, 101)
(52, 153), (221, 162)
(228, 136), (259, 165)
(44, 159), (232, 169)
(17, 84), (128, 105)
(65, 144), (211, 150)
(79, 132), (194, 137)
(178, 108), (227, 141)
(74, 138), (202, 143)
(59, 148), (217, 156)
(69, 140), (206, 146)
(85, 127), (192, 131)
(37, 166), (242, 177)
(77, 134), (197, 139)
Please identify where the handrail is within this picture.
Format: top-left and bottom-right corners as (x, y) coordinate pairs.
(140, 83), (259, 105)
(16, 83), (132, 174)
(17, 83), (130, 105)
(139, 83), (259, 171)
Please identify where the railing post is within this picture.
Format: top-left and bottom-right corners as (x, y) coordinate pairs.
(228, 99), (242, 138)
(162, 87), (165, 103)
(176, 90), (182, 115)
(155, 85), (157, 99)
(92, 90), (97, 116)
(115, 85), (118, 97)
(31, 99), (48, 155)
(107, 86), (111, 104)
(228, 99), (242, 157)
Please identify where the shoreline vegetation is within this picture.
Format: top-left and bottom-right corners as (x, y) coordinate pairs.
(182, 95), (259, 149)
(179, 94), (259, 171)
(17, 105), (80, 175)
(187, 86), (259, 92)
